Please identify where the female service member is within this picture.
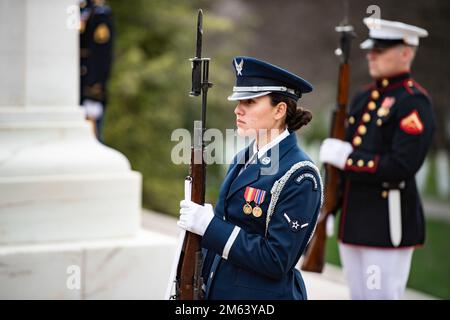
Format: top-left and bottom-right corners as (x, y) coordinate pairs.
(178, 56), (323, 300)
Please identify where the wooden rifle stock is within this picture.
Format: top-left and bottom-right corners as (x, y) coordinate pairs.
(301, 25), (354, 273)
(178, 144), (205, 299)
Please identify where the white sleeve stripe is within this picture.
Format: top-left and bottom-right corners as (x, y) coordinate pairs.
(222, 226), (241, 260)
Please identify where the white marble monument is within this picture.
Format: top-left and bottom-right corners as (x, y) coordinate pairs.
(0, 0), (176, 299)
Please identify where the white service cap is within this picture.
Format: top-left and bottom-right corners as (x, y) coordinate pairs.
(360, 18), (428, 49)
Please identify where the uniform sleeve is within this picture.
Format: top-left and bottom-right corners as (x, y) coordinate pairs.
(84, 9), (114, 102)
(92, 10), (113, 78)
(344, 95), (435, 183)
(201, 169), (321, 280)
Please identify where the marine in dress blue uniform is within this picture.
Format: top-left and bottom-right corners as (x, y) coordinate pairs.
(179, 57), (323, 300)
(320, 18), (436, 299)
(79, 0), (113, 141)
(339, 71), (435, 247)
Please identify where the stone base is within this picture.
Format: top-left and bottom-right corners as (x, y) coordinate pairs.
(0, 106), (144, 244)
(0, 172), (142, 244)
(0, 229), (176, 299)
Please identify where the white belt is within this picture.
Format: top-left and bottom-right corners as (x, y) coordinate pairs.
(388, 189), (402, 247)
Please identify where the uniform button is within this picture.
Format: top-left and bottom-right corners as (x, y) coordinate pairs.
(368, 160), (375, 168)
(368, 101), (376, 110)
(381, 191), (388, 199)
(377, 119), (383, 126)
(348, 116), (355, 124)
(358, 125), (367, 135)
(346, 158), (353, 166)
(362, 113), (371, 123)
(407, 80), (414, 87)
(210, 272), (214, 279)
(382, 79), (389, 87)
(353, 136), (362, 146)
(357, 159), (364, 167)
(371, 90), (380, 100)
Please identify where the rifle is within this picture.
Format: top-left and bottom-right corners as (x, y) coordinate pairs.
(301, 22), (355, 273)
(165, 9), (212, 300)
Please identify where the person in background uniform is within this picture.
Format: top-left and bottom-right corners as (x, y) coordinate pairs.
(79, 0), (113, 141)
(319, 18), (436, 299)
(178, 57), (323, 300)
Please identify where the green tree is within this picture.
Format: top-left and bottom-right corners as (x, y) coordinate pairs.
(104, 0), (242, 215)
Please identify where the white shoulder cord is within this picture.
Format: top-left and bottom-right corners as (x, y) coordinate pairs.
(265, 161), (324, 239)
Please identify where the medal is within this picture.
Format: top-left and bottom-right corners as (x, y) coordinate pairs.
(381, 96), (395, 109)
(377, 107), (389, 117)
(377, 97), (395, 118)
(252, 189), (266, 218)
(252, 206), (262, 217)
(243, 203), (253, 214)
(243, 186), (256, 215)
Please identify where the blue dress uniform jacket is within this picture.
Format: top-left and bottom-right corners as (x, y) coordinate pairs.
(201, 132), (323, 300)
(339, 73), (436, 247)
(80, 3), (113, 105)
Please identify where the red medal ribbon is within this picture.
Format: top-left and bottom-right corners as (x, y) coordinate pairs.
(244, 187), (256, 202)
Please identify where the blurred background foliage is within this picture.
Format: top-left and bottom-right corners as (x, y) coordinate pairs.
(102, 0), (449, 298)
(105, 0), (248, 214)
(104, 0), (449, 218)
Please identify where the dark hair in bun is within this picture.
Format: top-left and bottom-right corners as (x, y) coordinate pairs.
(269, 93), (312, 131)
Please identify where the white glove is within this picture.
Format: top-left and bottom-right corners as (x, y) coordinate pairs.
(82, 99), (103, 120)
(319, 138), (353, 170)
(178, 200), (214, 236)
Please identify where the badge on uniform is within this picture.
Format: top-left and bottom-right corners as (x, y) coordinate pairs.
(283, 213), (308, 233)
(377, 96), (395, 117)
(234, 58), (244, 76)
(243, 186), (255, 214)
(243, 186), (266, 217)
(381, 96), (395, 109)
(252, 189), (266, 217)
(261, 156), (271, 165)
(400, 110), (424, 135)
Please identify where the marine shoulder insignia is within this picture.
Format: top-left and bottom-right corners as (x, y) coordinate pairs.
(400, 110), (424, 135)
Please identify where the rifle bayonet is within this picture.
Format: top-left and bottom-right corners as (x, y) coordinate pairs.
(174, 8), (213, 300)
(190, 10), (203, 97)
(301, 11), (354, 273)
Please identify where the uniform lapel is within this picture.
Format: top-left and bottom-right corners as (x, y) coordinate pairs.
(227, 160), (261, 200)
(226, 132), (298, 200)
(219, 146), (249, 201)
